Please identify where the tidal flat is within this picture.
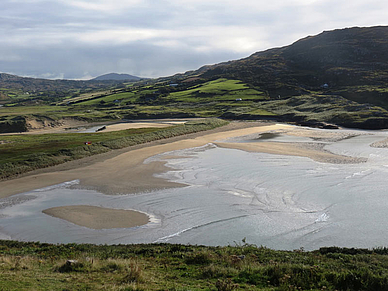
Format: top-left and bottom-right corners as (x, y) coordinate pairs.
(1, 124), (388, 250)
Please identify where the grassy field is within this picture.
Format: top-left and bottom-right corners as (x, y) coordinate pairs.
(164, 79), (268, 103)
(0, 118), (228, 179)
(0, 105), (68, 117)
(66, 78), (388, 127)
(2, 240), (388, 290)
(2, 77), (388, 134)
(0, 88), (34, 103)
(259, 95), (388, 127)
(78, 91), (137, 106)
(69, 79), (273, 119)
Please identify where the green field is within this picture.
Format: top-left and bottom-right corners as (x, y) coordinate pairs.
(70, 79), (272, 118)
(0, 105), (67, 117)
(0, 128), (161, 164)
(165, 78), (268, 103)
(79, 91), (137, 105)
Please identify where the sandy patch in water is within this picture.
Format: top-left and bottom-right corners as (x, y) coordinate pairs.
(42, 205), (149, 229)
(370, 137), (388, 148)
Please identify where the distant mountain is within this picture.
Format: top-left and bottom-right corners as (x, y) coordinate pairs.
(92, 73), (141, 81)
(0, 72), (143, 100)
(0, 73), (104, 92)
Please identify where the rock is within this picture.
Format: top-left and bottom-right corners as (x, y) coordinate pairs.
(66, 260), (79, 266)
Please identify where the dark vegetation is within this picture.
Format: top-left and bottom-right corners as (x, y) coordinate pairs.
(2, 240), (388, 290)
(198, 26), (388, 102)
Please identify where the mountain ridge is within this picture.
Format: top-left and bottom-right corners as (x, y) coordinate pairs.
(191, 26), (388, 105)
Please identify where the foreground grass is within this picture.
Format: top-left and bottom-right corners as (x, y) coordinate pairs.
(0, 118), (228, 179)
(2, 240), (388, 290)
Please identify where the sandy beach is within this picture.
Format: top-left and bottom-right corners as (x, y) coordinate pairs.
(0, 122), (290, 199)
(0, 121), (366, 230)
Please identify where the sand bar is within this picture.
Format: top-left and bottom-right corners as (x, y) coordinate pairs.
(215, 141), (367, 164)
(42, 205), (149, 229)
(101, 122), (173, 132)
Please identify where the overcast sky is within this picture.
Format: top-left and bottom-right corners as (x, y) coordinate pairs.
(1, 0), (387, 80)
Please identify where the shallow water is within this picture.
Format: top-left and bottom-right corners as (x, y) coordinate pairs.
(2, 128), (388, 250)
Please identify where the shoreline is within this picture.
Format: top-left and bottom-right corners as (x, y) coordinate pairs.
(0, 121), (369, 231)
(0, 121), (281, 199)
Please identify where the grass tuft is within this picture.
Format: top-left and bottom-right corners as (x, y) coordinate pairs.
(121, 263), (145, 284)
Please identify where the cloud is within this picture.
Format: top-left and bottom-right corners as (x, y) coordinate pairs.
(0, 0), (387, 79)
(63, 0), (144, 12)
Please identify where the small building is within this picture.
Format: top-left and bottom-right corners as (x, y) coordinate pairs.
(235, 98), (242, 101)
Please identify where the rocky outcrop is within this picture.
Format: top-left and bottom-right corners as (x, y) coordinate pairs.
(0, 117), (28, 133)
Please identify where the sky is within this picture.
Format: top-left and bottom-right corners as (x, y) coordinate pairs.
(0, 0), (387, 80)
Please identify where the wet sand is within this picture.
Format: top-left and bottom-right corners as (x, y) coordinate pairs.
(0, 122), (365, 230)
(371, 137), (388, 148)
(100, 122), (174, 132)
(215, 141), (367, 164)
(43, 205), (149, 229)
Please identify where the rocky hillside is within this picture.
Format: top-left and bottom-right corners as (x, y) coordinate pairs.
(197, 26), (388, 107)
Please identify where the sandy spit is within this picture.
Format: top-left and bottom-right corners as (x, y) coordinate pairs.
(42, 205), (149, 229)
(215, 141), (367, 164)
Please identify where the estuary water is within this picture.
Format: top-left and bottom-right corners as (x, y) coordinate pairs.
(2, 128), (388, 250)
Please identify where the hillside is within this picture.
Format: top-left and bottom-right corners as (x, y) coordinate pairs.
(0, 73), (109, 93)
(197, 26), (388, 102)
